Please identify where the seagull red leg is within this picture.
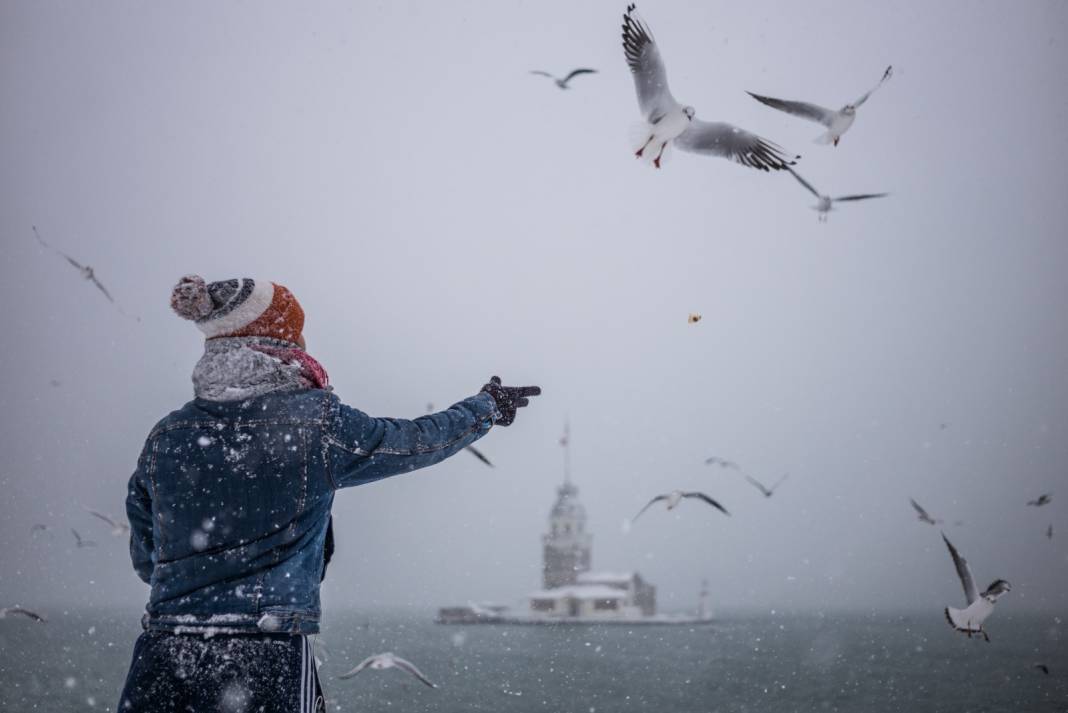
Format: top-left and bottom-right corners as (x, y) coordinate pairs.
(635, 135), (654, 158)
(653, 141), (667, 169)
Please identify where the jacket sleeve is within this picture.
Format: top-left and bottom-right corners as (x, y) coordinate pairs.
(126, 443), (155, 584)
(326, 392), (500, 489)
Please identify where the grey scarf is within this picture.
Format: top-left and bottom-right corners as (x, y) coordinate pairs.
(192, 337), (309, 402)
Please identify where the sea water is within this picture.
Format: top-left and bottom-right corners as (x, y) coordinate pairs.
(1, 608), (1064, 712)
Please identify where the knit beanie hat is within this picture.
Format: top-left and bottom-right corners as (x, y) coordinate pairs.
(170, 275), (305, 346)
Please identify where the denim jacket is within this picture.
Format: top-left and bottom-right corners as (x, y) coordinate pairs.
(127, 389), (499, 635)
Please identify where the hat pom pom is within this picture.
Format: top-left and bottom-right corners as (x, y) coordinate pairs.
(171, 275), (213, 320)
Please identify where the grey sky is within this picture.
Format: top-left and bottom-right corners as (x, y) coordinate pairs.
(1, 0), (1066, 616)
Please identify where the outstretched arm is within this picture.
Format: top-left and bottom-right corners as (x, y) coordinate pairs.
(326, 392), (499, 489)
(126, 446), (155, 583)
(326, 377), (540, 489)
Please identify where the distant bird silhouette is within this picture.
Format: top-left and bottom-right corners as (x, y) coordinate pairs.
(747, 65), (893, 146)
(1034, 663), (1050, 675)
(0, 606), (46, 623)
(30, 524), (49, 534)
(529, 68), (597, 90)
(338, 653), (437, 688)
(942, 533), (1010, 642)
(744, 473), (788, 498)
(787, 169), (887, 222)
(1027, 494), (1052, 507)
(704, 456), (739, 470)
(70, 529), (96, 549)
(464, 445), (494, 468)
(628, 490), (730, 528)
(1046, 524), (1053, 541)
(909, 498), (943, 526)
(33, 226), (138, 319)
(85, 508), (130, 536)
(687, 313), (702, 324)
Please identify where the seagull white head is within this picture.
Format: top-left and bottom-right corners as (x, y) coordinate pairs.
(983, 579), (1011, 601)
(682, 106), (696, 120)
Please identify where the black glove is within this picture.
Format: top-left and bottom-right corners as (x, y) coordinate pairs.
(481, 376), (541, 426)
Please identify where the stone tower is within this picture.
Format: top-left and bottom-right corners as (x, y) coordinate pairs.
(542, 481), (592, 588)
(541, 422), (592, 588)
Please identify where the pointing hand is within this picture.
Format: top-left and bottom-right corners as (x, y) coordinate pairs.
(481, 376), (541, 427)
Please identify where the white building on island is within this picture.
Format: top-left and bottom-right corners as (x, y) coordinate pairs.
(525, 438), (657, 620)
(436, 425), (711, 626)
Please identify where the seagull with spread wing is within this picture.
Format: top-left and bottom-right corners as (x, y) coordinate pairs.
(338, 652), (437, 688)
(33, 226), (138, 319)
(0, 606), (47, 623)
(85, 508), (131, 536)
(788, 169), (887, 221)
(530, 68), (597, 90)
(941, 533), (1010, 642)
(628, 490), (730, 528)
(621, 4), (797, 171)
(704, 456), (739, 470)
(1027, 493), (1052, 507)
(744, 473), (788, 498)
(70, 528), (96, 549)
(747, 65), (892, 146)
(909, 498), (943, 526)
(34, 226), (114, 302)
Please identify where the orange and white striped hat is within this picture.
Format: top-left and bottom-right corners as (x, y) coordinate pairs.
(170, 275), (305, 347)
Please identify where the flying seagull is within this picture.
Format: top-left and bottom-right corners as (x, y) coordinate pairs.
(629, 490), (730, 527)
(462, 444), (493, 468)
(688, 313), (702, 324)
(1046, 524), (1053, 541)
(34, 226), (113, 301)
(30, 524), (49, 534)
(744, 473), (789, 498)
(33, 226), (138, 319)
(85, 508), (130, 536)
(0, 607), (47, 623)
(70, 529), (96, 549)
(338, 653), (437, 688)
(529, 68), (597, 90)
(1027, 493), (1052, 507)
(787, 169), (887, 221)
(704, 456), (739, 470)
(909, 498), (943, 526)
(747, 65), (893, 146)
(622, 4), (797, 171)
(1034, 663), (1050, 675)
(426, 404), (493, 467)
(942, 532), (1010, 642)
